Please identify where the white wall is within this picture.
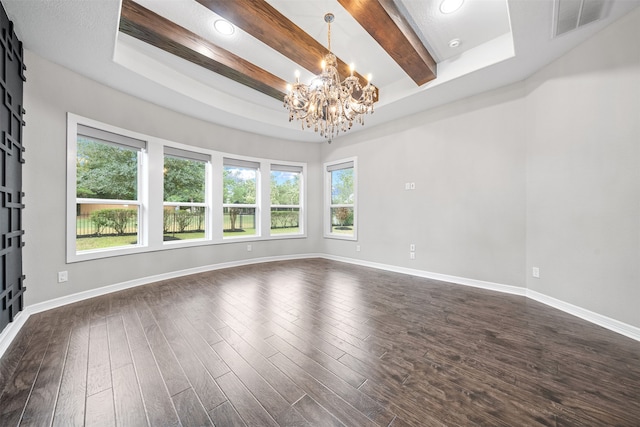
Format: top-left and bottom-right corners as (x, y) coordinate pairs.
(22, 51), (323, 306)
(525, 8), (640, 327)
(20, 7), (640, 331)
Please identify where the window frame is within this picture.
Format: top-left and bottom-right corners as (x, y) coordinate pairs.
(222, 158), (260, 239)
(162, 147), (211, 245)
(67, 114), (307, 263)
(269, 164), (305, 237)
(67, 114), (149, 262)
(324, 157), (358, 241)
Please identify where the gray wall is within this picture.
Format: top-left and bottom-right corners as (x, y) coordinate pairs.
(320, 84), (527, 288)
(21, 7), (640, 330)
(525, 9), (640, 327)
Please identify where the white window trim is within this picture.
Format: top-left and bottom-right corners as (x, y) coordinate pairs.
(324, 157), (357, 241)
(269, 164), (305, 237)
(223, 157), (261, 240)
(67, 113), (307, 263)
(162, 149), (211, 244)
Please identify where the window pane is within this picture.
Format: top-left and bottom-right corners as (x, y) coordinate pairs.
(224, 166), (256, 204)
(270, 207), (300, 234)
(223, 207), (256, 237)
(330, 207), (354, 236)
(164, 156), (205, 203)
(76, 203), (139, 251)
(271, 170), (300, 205)
(330, 168), (354, 205)
(163, 206), (206, 241)
(77, 137), (138, 200)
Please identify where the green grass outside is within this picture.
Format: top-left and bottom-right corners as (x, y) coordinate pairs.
(76, 235), (138, 251)
(76, 226), (303, 251)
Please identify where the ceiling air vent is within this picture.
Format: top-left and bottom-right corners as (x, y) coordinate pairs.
(553, 0), (608, 37)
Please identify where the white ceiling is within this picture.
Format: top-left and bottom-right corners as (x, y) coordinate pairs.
(3, 0), (640, 143)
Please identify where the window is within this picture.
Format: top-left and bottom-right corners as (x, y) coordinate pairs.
(223, 158), (259, 238)
(325, 158), (357, 239)
(74, 124), (146, 253)
(270, 165), (303, 235)
(163, 147), (210, 242)
(67, 114), (307, 262)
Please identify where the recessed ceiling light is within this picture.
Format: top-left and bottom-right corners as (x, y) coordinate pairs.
(440, 0), (464, 14)
(214, 19), (235, 36)
(448, 38), (461, 48)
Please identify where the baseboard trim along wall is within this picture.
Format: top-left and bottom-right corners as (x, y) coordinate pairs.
(1, 254), (638, 359)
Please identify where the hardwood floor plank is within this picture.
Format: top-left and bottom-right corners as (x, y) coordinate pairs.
(52, 325), (89, 427)
(85, 387), (115, 426)
(0, 318), (54, 426)
(215, 371), (279, 427)
(148, 305), (228, 411)
(20, 324), (72, 427)
(121, 311), (180, 427)
(266, 323), (366, 389)
(293, 394), (345, 427)
(269, 352), (379, 427)
(112, 364), (147, 426)
(86, 324), (111, 397)
(106, 315), (132, 371)
(217, 325), (305, 405)
(209, 401), (247, 426)
(213, 338), (310, 425)
(172, 387), (213, 427)
(171, 314), (230, 379)
(136, 304), (190, 396)
(266, 334), (395, 426)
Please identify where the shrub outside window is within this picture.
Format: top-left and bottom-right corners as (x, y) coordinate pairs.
(325, 158), (357, 240)
(75, 124), (145, 253)
(223, 159), (259, 238)
(270, 165), (303, 235)
(163, 147), (210, 242)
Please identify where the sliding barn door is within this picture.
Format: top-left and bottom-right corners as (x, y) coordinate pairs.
(0, 3), (26, 334)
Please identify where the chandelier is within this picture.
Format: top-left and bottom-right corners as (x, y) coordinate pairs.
(284, 13), (377, 143)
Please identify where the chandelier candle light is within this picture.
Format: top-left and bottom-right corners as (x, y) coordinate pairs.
(284, 13), (377, 143)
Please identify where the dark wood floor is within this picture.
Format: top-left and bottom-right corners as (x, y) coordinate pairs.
(1, 259), (639, 426)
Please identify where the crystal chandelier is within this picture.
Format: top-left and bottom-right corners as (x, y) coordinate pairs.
(284, 13), (377, 143)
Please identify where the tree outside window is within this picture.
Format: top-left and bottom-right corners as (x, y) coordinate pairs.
(163, 152), (208, 242)
(75, 135), (142, 251)
(326, 159), (356, 239)
(270, 167), (302, 234)
(223, 161), (258, 237)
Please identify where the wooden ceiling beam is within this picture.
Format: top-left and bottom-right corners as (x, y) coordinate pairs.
(119, 0), (287, 100)
(195, 0), (372, 86)
(337, 0), (437, 86)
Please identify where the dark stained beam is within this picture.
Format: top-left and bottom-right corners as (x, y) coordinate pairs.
(338, 0), (437, 86)
(195, 0), (378, 99)
(119, 0), (287, 100)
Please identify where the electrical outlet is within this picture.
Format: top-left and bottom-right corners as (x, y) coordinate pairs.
(356, 245), (361, 252)
(405, 182), (411, 190)
(409, 243), (415, 252)
(247, 244), (252, 252)
(58, 271), (68, 283)
(532, 267), (540, 278)
(410, 252), (415, 260)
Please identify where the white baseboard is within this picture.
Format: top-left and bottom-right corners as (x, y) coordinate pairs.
(526, 290), (640, 342)
(322, 254), (527, 296)
(2, 253), (638, 359)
